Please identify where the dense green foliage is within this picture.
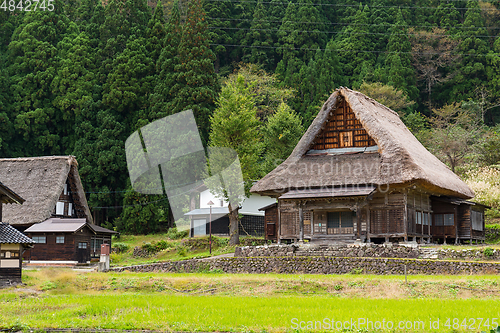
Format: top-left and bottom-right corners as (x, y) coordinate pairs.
(2, 0), (500, 232)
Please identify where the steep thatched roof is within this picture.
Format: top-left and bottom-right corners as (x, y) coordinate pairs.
(0, 156), (93, 226)
(251, 87), (474, 199)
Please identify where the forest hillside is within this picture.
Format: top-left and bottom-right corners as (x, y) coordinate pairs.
(1, 0), (500, 232)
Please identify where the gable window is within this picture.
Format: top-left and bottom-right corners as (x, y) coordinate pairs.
(68, 203), (73, 217)
(32, 236), (46, 244)
(55, 202), (65, 215)
(310, 97), (376, 150)
(78, 242), (87, 249)
(56, 236), (65, 244)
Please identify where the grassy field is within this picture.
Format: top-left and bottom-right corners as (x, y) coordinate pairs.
(109, 233), (237, 266)
(1, 269), (500, 332)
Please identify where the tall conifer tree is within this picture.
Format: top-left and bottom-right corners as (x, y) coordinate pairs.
(242, 0), (275, 70)
(451, 0), (490, 101)
(7, 1), (76, 156)
(204, 0), (232, 71)
(150, 0), (182, 119)
(334, 4), (375, 85)
(169, 0), (219, 143)
(384, 9), (418, 101)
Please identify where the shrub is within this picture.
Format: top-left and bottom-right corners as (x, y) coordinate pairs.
(141, 242), (157, 254)
(112, 242), (130, 253)
(176, 244), (188, 256)
(167, 227), (189, 240)
(41, 281), (57, 291)
(156, 240), (172, 251)
(141, 240), (173, 255)
(350, 268), (363, 275)
(484, 247), (495, 258)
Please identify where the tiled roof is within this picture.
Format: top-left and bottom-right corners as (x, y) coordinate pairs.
(24, 218), (118, 234)
(0, 222), (34, 244)
(25, 218), (87, 233)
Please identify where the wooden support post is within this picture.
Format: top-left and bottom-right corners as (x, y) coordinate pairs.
(277, 200), (282, 244)
(366, 206), (371, 243)
(470, 207), (473, 245)
(299, 204), (304, 242)
(403, 192), (408, 242)
(311, 211), (314, 236)
(356, 205), (361, 240)
(454, 206), (458, 245)
(428, 212), (431, 240)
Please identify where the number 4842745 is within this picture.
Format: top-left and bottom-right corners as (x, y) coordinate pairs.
(1, 0), (55, 11)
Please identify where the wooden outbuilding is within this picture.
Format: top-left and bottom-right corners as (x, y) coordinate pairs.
(24, 218), (117, 264)
(0, 156), (116, 264)
(252, 88), (484, 244)
(0, 180), (34, 285)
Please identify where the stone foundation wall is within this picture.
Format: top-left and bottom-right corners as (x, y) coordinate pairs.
(234, 244), (500, 261)
(486, 228), (500, 242)
(0, 278), (22, 288)
(109, 256), (500, 275)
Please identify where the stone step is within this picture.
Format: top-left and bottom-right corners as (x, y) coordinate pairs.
(420, 248), (439, 259)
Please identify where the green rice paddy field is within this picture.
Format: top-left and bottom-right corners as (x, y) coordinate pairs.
(1, 270), (500, 332)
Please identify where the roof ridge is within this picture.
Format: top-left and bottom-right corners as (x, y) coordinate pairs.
(0, 155), (75, 162)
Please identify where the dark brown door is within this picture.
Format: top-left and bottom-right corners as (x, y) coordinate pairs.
(77, 242), (89, 263)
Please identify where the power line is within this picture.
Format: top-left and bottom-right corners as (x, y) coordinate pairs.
(209, 16), (500, 31)
(91, 197), (169, 209)
(209, 26), (498, 38)
(210, 43), (494, 56)
(205, 0), (500, 11)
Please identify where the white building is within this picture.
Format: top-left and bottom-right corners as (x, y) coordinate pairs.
(185, 189), (275, 237)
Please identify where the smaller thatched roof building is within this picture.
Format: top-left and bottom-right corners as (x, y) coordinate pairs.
(0, 156), (92, 229)
(0, 182), (33, 284)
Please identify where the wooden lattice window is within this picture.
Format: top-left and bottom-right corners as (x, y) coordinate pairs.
(311, 97), (376, 150)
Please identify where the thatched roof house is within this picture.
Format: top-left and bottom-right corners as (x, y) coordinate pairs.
(0, 156), (116, 264)
(0, 156), (92, 229)
(252, 88), (484, 245)
(251, 88), (473, 199)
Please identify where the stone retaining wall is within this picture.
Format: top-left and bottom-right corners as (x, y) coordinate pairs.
(109, 256), (500, 275)
(234, 244), (500, 261)
(486, 228), (500, 242)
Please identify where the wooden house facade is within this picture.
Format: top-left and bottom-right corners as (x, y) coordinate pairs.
(252, 88), (485, 244)
(24, 218), (117, 264)
(0, 180), (33, 284)
(0, 156), (116, 264)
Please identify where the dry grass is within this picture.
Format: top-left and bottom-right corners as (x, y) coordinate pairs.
(15, 269), (500, 300)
